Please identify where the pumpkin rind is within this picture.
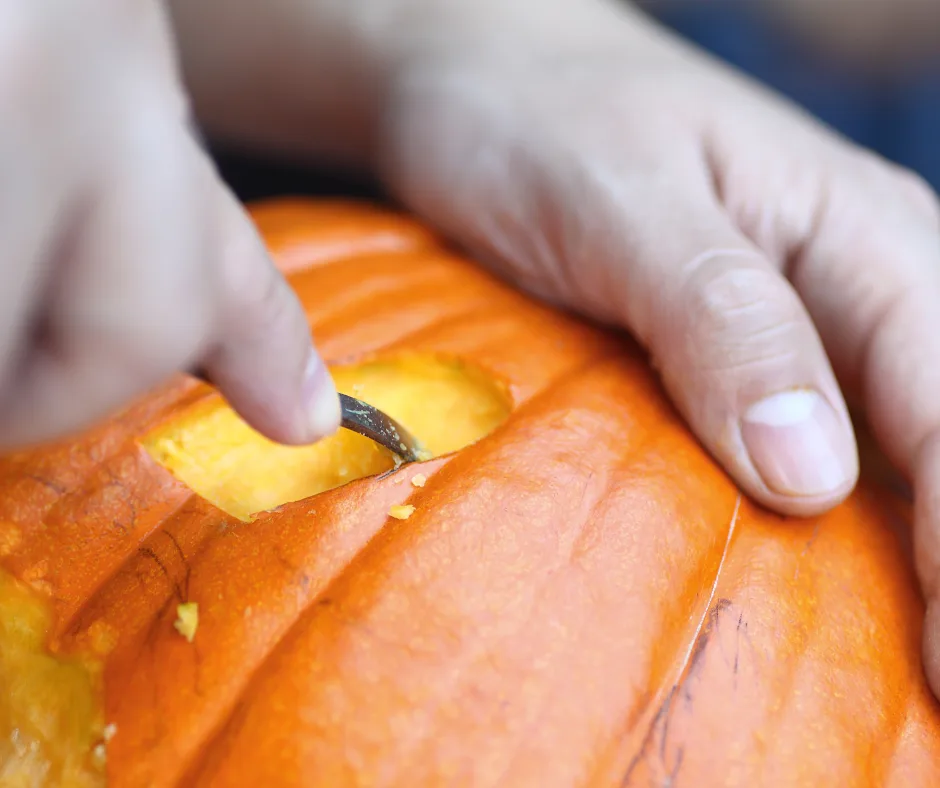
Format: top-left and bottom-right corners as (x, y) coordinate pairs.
(1, 199), (939, 787)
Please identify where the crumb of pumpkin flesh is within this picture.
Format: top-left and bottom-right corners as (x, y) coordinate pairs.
(411, 473), (427, 488)
(90, 723), (119, 767)
(389, 504), (416, 520)
(174, 602), (199, 643)
(142, 353), (511, 521)
(0, 569), (108, 787)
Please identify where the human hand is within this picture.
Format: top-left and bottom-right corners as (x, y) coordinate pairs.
(0, 1), (340, 451)
(373, 1), (940, 683)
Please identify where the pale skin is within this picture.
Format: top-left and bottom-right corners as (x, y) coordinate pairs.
(2, 0), (940, 690)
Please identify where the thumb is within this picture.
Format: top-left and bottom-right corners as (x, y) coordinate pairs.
(525, 163), (858, 516)
(624, 191), (859, 515)
(380, 100), (858, 513)
(196, 184), (341, 446)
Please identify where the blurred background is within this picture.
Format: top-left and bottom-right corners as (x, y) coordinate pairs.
(642, 0), (939, 188)
(213, 0), (940, 202)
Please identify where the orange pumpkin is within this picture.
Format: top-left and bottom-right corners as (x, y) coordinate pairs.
(1, 199), (938, 787)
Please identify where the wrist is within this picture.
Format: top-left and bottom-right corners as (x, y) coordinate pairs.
(168, 0), (656, 172)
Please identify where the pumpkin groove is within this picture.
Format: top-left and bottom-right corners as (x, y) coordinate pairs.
(181, 359), (754, 787)
(65, 351), (615, 786)
(1, 199), (939, 787)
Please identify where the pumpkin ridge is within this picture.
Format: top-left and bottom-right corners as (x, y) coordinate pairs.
(887, 702), (940, 786)
(42, 394), (228, 638)
(102, 459), (452, 787)
(297, 257), (462, 322)
(297, 254), (522, 324)
(362, 305), (529, 357)
(747, 497), (907, 786)
(471, 380), (732, 786)
(170, 475), (450, 787)
(309, 290), (507, 352)
(618, 494), (742, 786)
(7, 198), (940, 786)
(57, 494), (235, 719)
(180, 354), (623, 785)
(57, 490), (205, 646)
(485, 462), (666, 788)
(876, 716), (905, 788)
(0, 381), (201, 554)
(251, 199), (441, 268)
(183, 356), (737, 786)
(318, 301), (615, 382)
(1, 423), (199, 636)
(446, 461), (633, 786)
(310, 303), (504, 367)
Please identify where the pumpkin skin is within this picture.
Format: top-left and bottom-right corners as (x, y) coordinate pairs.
(0, 199), (939, 787)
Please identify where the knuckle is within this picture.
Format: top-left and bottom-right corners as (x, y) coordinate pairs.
(844, 148), (940, 229)
(675, 263), (809, 372)
(683, 263), (795, 334)
(892, 168), (940, 227)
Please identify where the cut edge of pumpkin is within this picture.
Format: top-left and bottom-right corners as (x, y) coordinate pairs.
(140, 352), (512, 521)
(0, 569), (110, 787)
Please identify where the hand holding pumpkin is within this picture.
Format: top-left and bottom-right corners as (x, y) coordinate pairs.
(379, 1), (940, 686)
(0, 0), (340, 453)
(170, 0), (940, 692)
(5, 0), (940, 707)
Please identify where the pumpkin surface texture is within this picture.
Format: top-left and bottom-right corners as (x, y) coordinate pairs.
(0, 199), (939, 787)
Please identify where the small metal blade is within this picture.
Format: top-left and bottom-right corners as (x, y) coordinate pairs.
(187, 368), (426, 464)
(339, 393), (426, 465)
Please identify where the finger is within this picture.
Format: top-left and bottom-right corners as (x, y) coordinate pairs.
(0, 0), (203, 445)
(195, 182), (340, 446)
(788, 158), (940, 475)
(0, 118), (68, 394)
(0, 0), (338, 449)
(618, 173), (858, 516)
(0, 119), (337, 448)
(0, 112), (215, 447)
(784, 156), (940, 691)
(387, 125), (859, 514)
(0, 4), (82, 390)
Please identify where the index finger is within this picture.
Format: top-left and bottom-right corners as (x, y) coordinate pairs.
(788, 157), (940, 689)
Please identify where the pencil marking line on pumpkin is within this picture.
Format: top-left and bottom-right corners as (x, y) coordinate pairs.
(23, 473), (67, 496)
(162, 529), (191, 600)
(137, 546), (184, 605)
(794, 519), (824, 582)
(62, 492), (199, 638)
(620, 493), (741, 786)
(8, 390), (199, 534)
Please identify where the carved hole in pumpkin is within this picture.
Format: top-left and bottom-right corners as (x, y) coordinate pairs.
(0, 569), (107, 786)
(141, 353), (511, 520)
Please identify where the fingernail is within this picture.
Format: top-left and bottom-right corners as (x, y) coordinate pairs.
(302, 352), (341, 441)
(741, 388), (857, 497)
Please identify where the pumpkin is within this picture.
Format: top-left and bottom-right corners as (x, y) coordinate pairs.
(0, 199), (938, 787)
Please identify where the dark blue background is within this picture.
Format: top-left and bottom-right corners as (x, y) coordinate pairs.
(652, 3), (939, 190)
